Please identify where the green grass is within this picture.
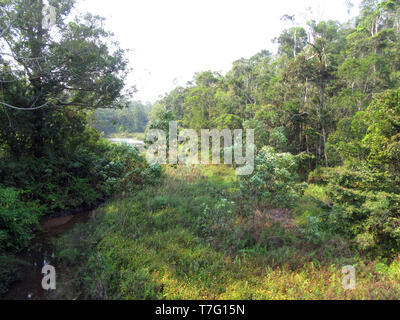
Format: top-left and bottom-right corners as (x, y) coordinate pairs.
(52, 165), (400, 300)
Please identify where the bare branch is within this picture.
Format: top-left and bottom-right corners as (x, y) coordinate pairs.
(0, 100), (51, 111)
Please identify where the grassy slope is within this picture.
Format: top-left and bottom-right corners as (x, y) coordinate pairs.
(53, 165), (400, 300)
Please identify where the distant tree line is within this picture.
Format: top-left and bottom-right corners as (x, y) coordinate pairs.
(90, 101), (152, 136)
(149, 0), (400, 171)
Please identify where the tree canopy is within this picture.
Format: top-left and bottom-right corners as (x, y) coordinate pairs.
(0, 0), (132, 157)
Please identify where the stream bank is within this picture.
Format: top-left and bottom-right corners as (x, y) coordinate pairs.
(3, 211), (91, 300)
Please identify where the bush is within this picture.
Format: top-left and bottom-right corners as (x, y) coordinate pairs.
(239, 146), (305, 209)
(0, 141), (162, 215)
(308, 166), (397, 193)
(104, 143), (163, 192)
(197, 198), (236, 241)
(308, 167), (400, 255)
(326, 184), (400, 254)
(0, 186), (42, 251)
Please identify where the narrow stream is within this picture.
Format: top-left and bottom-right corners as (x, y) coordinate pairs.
(4, 139), (141, 300)
(3, 211), (91, 300)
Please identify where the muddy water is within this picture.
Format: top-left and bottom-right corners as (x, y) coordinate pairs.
(3, 212), (91, 300)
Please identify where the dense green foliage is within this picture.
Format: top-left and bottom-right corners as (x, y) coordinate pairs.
(239, 147), (304, 209)
(1, 0), (400, 300)
(0, 0), (160, 291)
(0, 0), (131, 159)
(146, 0), (400, 259)
(0, 137), (160, 215)
(151, 0), (400, 170)
(0, 186), (42, 250)
(307, 89), (400, 255)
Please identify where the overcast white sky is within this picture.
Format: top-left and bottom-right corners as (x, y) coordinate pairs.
(75, 0), (362, 103)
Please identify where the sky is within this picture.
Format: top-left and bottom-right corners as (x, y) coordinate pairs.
(75, 0), (362, 103)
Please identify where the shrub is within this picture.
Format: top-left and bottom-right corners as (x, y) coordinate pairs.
(239, 146), (304, 209)
(0, 141), (162, 215)
(308, 166), (397, 193)
(0, 186), (42, 251)
(308, 166), (400, 255)
(326, 184), (400, 254)
(197, 198), (236, 240)
(104, 143), (163, 192)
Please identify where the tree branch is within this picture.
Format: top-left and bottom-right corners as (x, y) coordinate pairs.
(0, 101), (51, 111)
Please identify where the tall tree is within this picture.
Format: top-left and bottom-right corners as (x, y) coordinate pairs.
(0, 0), (131, 157)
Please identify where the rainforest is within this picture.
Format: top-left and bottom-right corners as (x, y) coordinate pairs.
(0, 0), (400, 300)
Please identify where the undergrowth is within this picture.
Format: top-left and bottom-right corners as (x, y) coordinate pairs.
(51, 165), (400, 300)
